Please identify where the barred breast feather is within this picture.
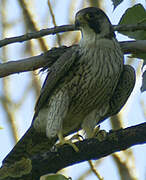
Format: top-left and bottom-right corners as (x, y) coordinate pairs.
(61, 37), (124, 134)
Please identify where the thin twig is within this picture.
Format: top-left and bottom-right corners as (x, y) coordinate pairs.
(0, 25), (75, 48)
(47, 0), (61, 46)
(18, 0), (48, 51)
(78, 160), (103, 180)
(88, 160), (104, 180)
(112, 153), (138, 180)
(0, 24), (146, 48)
(1, 0), (19, 142)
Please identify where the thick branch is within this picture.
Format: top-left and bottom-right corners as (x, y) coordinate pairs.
(2, 122), (146, 180)
(0, 40), (146, 78)
(31, 123), (146, 175)
(0, 46), (70, 78)
(0, 24), (146, 48)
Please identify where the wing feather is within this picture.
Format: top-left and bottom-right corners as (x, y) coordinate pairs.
(33, 46), (79, 120)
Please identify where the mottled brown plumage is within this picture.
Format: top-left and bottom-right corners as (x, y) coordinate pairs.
(33, 7), (134, 138)
(0, 7), (135, 179)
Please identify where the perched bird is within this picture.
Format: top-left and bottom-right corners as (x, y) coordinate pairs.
(33, 7), (135, 140)
(0, 7), (135, 179)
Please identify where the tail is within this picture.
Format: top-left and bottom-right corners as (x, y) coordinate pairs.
(0, 126), (57, 179)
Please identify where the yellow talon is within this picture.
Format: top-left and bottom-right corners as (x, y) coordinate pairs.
(92, 126), (107, 142)
(92, 126), (100, 137)
(57, 132), (79, 152)
(87, 126), (107, 141)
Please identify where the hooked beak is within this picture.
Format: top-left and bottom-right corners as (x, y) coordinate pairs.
(75, 19), (80, 30)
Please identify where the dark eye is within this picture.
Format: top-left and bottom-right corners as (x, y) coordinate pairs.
(85, 13), (94, 19)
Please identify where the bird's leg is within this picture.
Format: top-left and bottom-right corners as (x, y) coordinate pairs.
(85, 124), (107, 142)
(82, 110), (107, 141)
(57, 132), (83, 151)
(93, 127), (107, 141)
(70, 133), (84, 141)
(82, 109), (98, 138)
(57, 131), (79, 152)
(92, 126), (100, 137)
(46, 89), (79, 152)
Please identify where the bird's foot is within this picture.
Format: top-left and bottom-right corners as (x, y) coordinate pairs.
(90, 126), (107, 142)
(57, 132), (79, 152)
(70, 134), (84, 141)
(95, 129), (107, 142)
(59, 139), (79, 152)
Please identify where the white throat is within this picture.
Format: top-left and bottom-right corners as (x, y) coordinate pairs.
(79, 29), (118, 52)
(79, 29), (99, 47)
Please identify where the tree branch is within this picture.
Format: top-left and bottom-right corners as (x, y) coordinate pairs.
(0, 24), (146, 48)
(0, 40), (146, 78)
(31, 123), (146, 176)
(120, 40), (146, 54)
(114, 24), (146, 32)
(0, 46), (70, 78)
(0, 25), (76, 48)
(1, 122), (146, 180)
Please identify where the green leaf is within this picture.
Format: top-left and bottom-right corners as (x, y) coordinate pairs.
(131, 54), (146, 92)
(143, 58), (146, 67)
(40, 174), (71, 180)
(111, 0), (124, 10)
(141, 70), (146, 92)
(119, 4), (146, 40)
(132, 53), (146, 61)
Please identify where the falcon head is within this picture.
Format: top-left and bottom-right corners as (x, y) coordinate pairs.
(75, 7), (115, 40)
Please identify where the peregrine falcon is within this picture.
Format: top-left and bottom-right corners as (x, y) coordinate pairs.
(0, 7), (135, 179)
(33, 7), (135, 140)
